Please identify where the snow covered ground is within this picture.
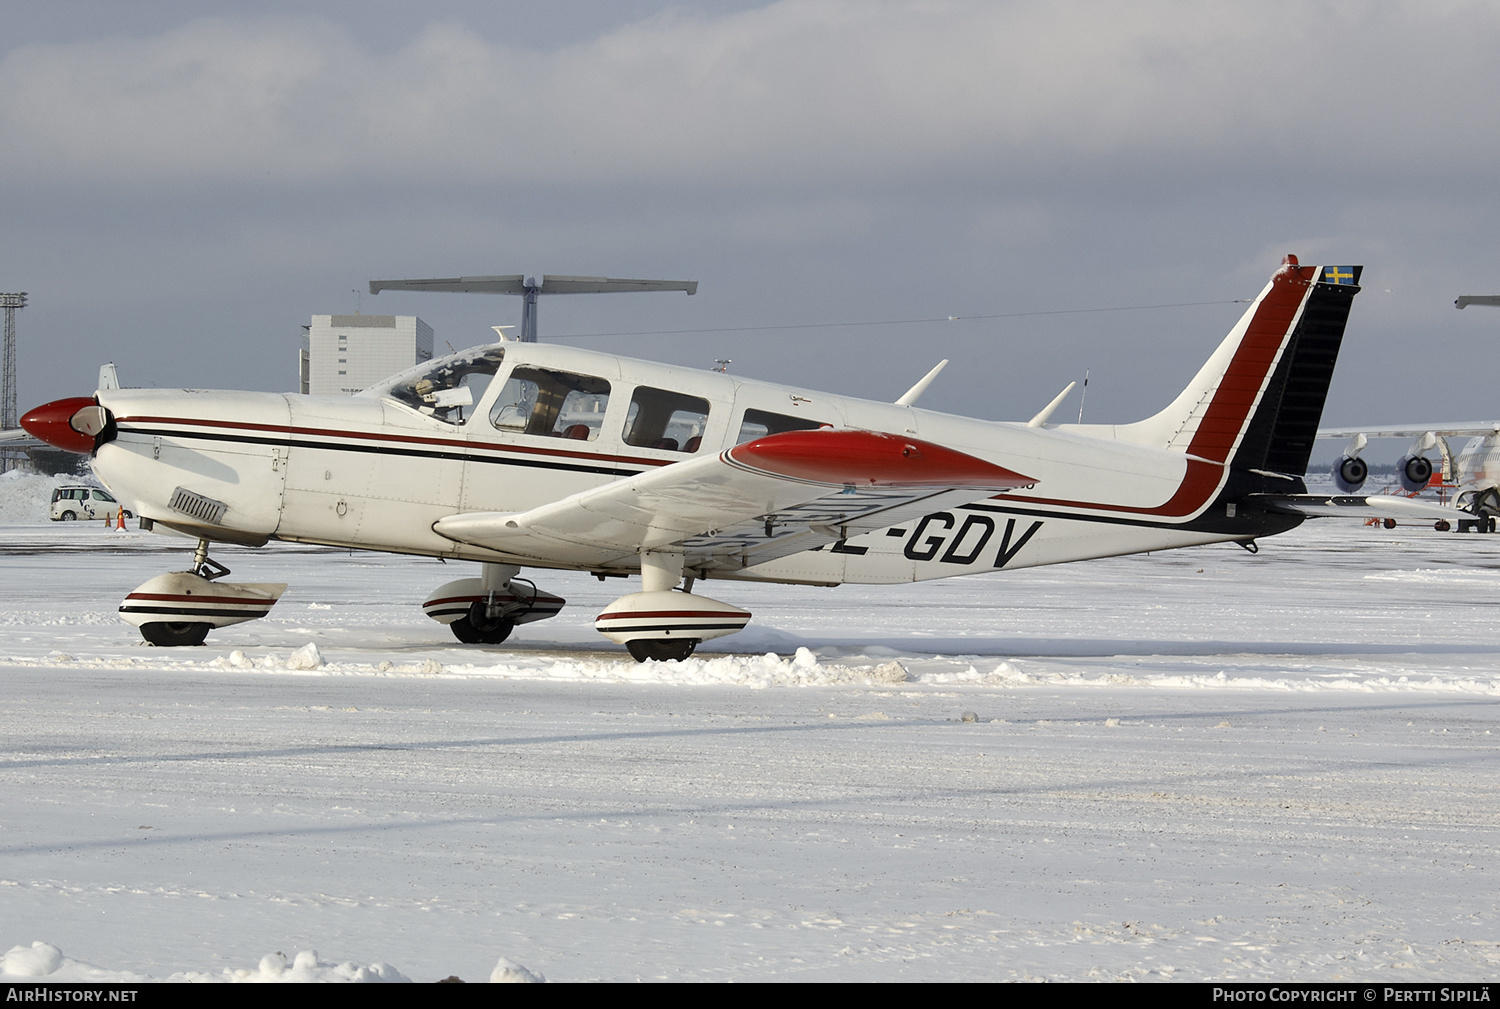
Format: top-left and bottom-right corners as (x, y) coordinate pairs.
(3, 469), (1500, 981)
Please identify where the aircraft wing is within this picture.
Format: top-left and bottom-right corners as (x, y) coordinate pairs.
(1318, 424), (1500, 439)
(434, 429), (1033, 572)
(1250, 494), (1458, 520)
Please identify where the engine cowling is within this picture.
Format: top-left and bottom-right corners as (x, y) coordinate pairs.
(1333, 455), (1368, 493)
(1398, 454), (1433, 494)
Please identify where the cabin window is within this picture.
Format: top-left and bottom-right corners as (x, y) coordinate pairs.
(735, 408), (827, 444)
(490, 369), (612, 440)
(623, 387), (711, 452)
(366, 346), (507, 425)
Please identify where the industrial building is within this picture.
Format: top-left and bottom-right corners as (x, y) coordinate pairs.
(299, 314), (433, 396)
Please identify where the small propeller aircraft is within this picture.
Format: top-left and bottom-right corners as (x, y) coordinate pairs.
(21, 255), (1429, 660)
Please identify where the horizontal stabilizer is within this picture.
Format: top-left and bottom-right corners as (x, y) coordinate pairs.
(1250, 494), (1457, 521)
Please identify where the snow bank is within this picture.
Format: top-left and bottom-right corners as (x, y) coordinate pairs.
(180, 950), (410, 983)
(450, 646), (910, 688)
(0, 470), (82, 523)
(16, 641), (1500, 695)
(197, 644), (910, 687)
(490, 957), (546, 983)
(0, 942), (541, 983)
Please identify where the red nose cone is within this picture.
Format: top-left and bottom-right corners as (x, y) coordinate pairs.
(20, 397), (102, 453)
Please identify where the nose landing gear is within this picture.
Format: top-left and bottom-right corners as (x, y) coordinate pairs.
(119, 539), (287, 646)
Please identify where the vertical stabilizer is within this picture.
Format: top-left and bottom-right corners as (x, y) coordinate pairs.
(1112, 257), (1360, 479)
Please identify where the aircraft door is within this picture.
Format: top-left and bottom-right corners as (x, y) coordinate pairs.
(461, 361), (623, 514)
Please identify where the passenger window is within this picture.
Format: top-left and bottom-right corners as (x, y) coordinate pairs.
(490, 369), (611, 440)
(623, 387), (711, 452)
(735, 408), (827, 444)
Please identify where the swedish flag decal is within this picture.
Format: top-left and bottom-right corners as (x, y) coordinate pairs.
(1322, 266), (1356, 285)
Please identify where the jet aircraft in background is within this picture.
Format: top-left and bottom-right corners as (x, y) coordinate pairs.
(1316, 291), (1500, 531)
(1320, 423), (1500, 530)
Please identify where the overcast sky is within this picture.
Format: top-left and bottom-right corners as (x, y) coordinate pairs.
(5, 1), (1499, 460)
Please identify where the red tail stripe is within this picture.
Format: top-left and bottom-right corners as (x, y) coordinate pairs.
(1003, 264), (1314, 518)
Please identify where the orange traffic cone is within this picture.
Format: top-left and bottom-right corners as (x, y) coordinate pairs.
(104, 512), (111, 529)
(116, 509), (126, 531)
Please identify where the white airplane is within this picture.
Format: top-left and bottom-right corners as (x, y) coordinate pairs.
(1315, 293), (1500, 531)
(1319, 423), (1500, 530)
(21, 256), (1433, 659)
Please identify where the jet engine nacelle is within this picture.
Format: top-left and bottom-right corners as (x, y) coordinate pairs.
(1398, 454), (1434, 494)
(1333, 455), (1368, 493)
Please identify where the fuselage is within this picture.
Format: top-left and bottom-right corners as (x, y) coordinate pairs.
(1454, 436), (1500, 496)
(90, 341), (1275, 587)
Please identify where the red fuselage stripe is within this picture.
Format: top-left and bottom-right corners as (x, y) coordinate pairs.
(118, 414), (674, 468)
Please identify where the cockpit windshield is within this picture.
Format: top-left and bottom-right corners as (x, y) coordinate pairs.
(361, 346), (506, 425)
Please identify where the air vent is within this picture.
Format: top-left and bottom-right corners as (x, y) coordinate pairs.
(168, 487), (228, 526)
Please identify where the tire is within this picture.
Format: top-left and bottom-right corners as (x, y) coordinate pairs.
(450, 601), (514, 645)
(60, 511), (76, 521)
(139, 622), (211, 647)
(626, 638), (699, 663)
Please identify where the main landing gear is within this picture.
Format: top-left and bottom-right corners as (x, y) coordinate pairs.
(1457, 489), (1500, 533)
(424, 555), (752, 662)
(422, 563), (566, 644)
(118, 539), (287, 646)
(593, 550), (751, 663)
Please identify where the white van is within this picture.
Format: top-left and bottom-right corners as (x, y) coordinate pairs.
(50, 486), (131, 522)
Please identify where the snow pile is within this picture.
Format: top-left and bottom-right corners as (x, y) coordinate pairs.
(0, 470), (80, 523)
(0, 942), (149, 984)
(198, 644), (910, 687)
(284, 642), (325, 670)
(490, 957), (546, 983)
(176, 949), (410, 983)
(452, 646), (908, 688)
(0, 943), (554, 983)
